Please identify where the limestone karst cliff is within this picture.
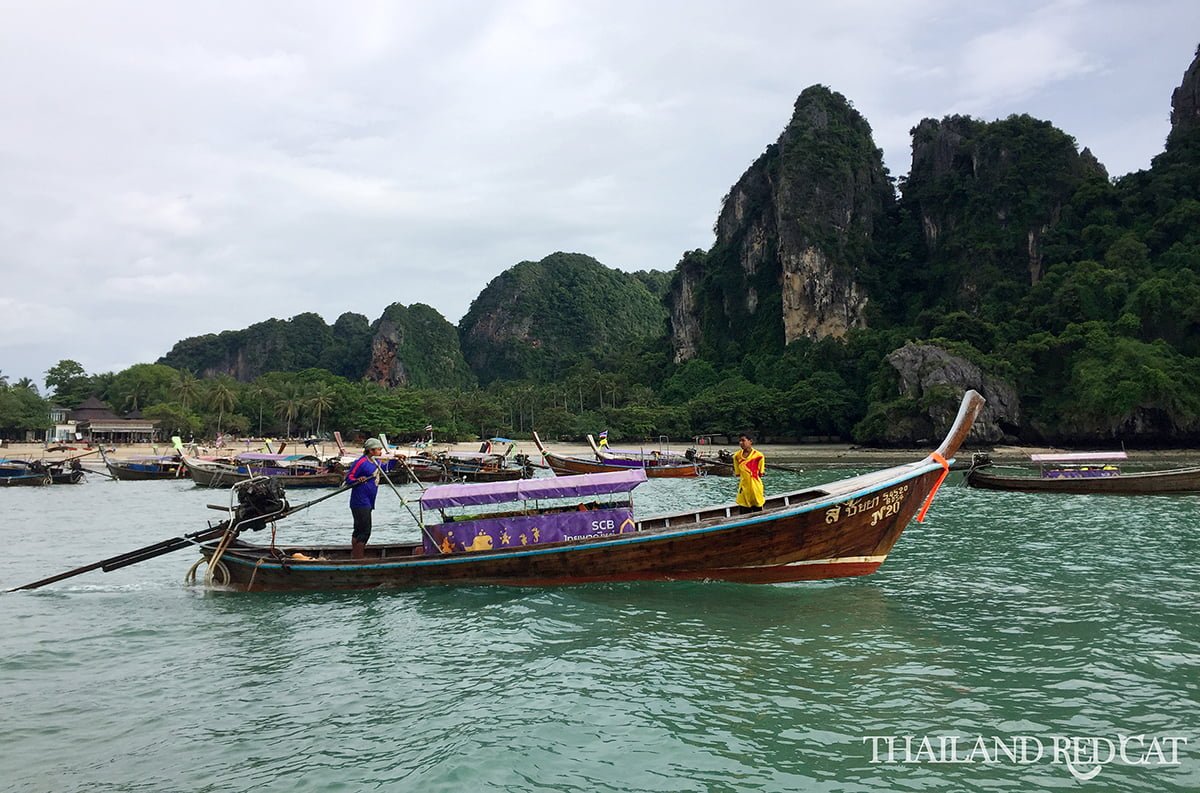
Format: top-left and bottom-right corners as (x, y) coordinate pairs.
(363, 303), (475, 389)
(1170, 45), (1200, 143)
(667, 85), (894, 364)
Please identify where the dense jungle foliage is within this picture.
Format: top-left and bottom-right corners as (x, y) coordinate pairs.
(458, 252), (669, 384)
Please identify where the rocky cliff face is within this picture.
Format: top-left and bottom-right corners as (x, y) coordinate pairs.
(364, 318), (411, 388)
(159, 305), (471, 388)
(885, 343), (1020, 443)
(159, 312), (337, 381)
(666, 251), (705, 364)
(1169, 45), (1200, 143)
(668, 85), (892, 363)
(363, 303), (475, 389)
(903, 114), (1106, 299)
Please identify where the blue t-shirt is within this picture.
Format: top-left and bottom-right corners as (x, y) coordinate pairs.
(346, 455), (391, 509)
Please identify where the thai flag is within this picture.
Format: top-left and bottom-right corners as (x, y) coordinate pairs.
(424, 424), (433, 432)
(599, 430), (608, 440)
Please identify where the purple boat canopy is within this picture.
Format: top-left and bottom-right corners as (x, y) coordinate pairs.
(421, 469), (647, 509)
(1029, 452), (1127, 463)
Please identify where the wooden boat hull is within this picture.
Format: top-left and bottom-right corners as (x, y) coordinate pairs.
(200, 463), (943, 590)
(550, 454), (700, 478)
(697, 459), (735, 477)
(534, 443), (702, 478)
(191, 390), (984, 591)
(0, 472), (51, 486)
(965, 464), (1200, 494)
(50, 469), (86, 485)
(185, 458), (343, 489)
(450, 467), (526, 482)
(106, 462), (186, 481)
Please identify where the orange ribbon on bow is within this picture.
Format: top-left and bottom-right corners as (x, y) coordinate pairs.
(916, 452), (950, 523)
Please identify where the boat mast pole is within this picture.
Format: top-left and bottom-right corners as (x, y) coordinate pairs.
(377, 465), (444, 553)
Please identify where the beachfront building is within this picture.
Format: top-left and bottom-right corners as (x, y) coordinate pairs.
(46, 405), (76, 444)
(70, 396), (156, 444)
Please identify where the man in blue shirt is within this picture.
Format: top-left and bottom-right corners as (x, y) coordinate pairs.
(346, 437), (390, 558)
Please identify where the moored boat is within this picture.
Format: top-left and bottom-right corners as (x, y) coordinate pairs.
(105, 456), (188, 480)
(533, 433), (703, 478)
(47, 461), (86, 485)
(0, 460), (51, 487)
(182, 453), (344, 489)
(686, 448), (736, 477)
(429, 445), (534, 482)
(964, 451), (1200, 494)
(185, 390), (984, 590)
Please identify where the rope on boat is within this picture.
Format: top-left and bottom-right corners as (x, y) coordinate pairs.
(916, 452), (951, 523)
(184, 556), (229, 586)
(246, 558), (264, 592)
(204, 528), (239, 586)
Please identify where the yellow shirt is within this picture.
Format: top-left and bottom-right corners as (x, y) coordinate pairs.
(733, 447), (765, 508)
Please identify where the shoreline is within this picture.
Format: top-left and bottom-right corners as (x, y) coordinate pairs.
(4, 439), (1198, 467)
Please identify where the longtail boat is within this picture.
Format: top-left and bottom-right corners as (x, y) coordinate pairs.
(533, 432), (702, 478)
(104, 456), (188, 481)
(686, 448), (736, 477)
(964, 451), (1200, 494)
(0, 460), (51, 487)
(175, 390), (985, 591)
(182, 453), (344, 489)
(47, 461), (86, 485)
(429, 445), (534, 482)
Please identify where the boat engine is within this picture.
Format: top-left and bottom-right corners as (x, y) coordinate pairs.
(514, 453), (535, 478)
(235, 477), (289, 532)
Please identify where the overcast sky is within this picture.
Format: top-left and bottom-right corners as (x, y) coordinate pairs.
(2, 1), (1197, 387)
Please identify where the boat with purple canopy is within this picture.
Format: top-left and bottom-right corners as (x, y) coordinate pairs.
(8, 391), (987, 593)
(532, 432), (702, 478)
(964, 451), (1200, 494)
(168, 390), (985, 590)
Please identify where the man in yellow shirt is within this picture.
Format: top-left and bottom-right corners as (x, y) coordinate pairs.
(733, 433), (765, 513)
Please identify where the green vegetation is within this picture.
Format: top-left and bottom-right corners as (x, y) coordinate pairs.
(371, 303), (476, 389)
(0, 373), (49, 441)
(459, 252), (668, 384)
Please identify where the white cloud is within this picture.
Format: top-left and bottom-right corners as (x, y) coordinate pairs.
(0, 0), (1197, 382)
(958, 22), (1097, 107)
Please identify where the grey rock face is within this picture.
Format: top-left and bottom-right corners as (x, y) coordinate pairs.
(1170, 45), (1200, 140)
(669, 85), (891, 361)
(885, 343), (1020, 443)
(364, 319), (410, 388)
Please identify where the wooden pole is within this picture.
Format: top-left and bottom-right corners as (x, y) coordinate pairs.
(7, 480), (359, 592)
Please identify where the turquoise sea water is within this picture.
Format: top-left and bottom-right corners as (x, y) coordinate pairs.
(1, 470), (1197, 792)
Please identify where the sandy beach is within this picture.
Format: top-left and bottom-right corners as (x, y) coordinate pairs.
(5, 438), (1199, 467)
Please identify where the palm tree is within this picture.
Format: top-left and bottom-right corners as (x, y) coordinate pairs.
(246, 382), (275, 437)
(0, 371), (8, 388)
(207, 377), (238, 436)
(14, 377), (38, 395)
(173, 371), (201, 410)
(275, 388), (303, 438)
(307, 385), (336, 437)
(123, 379), (150, 413)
